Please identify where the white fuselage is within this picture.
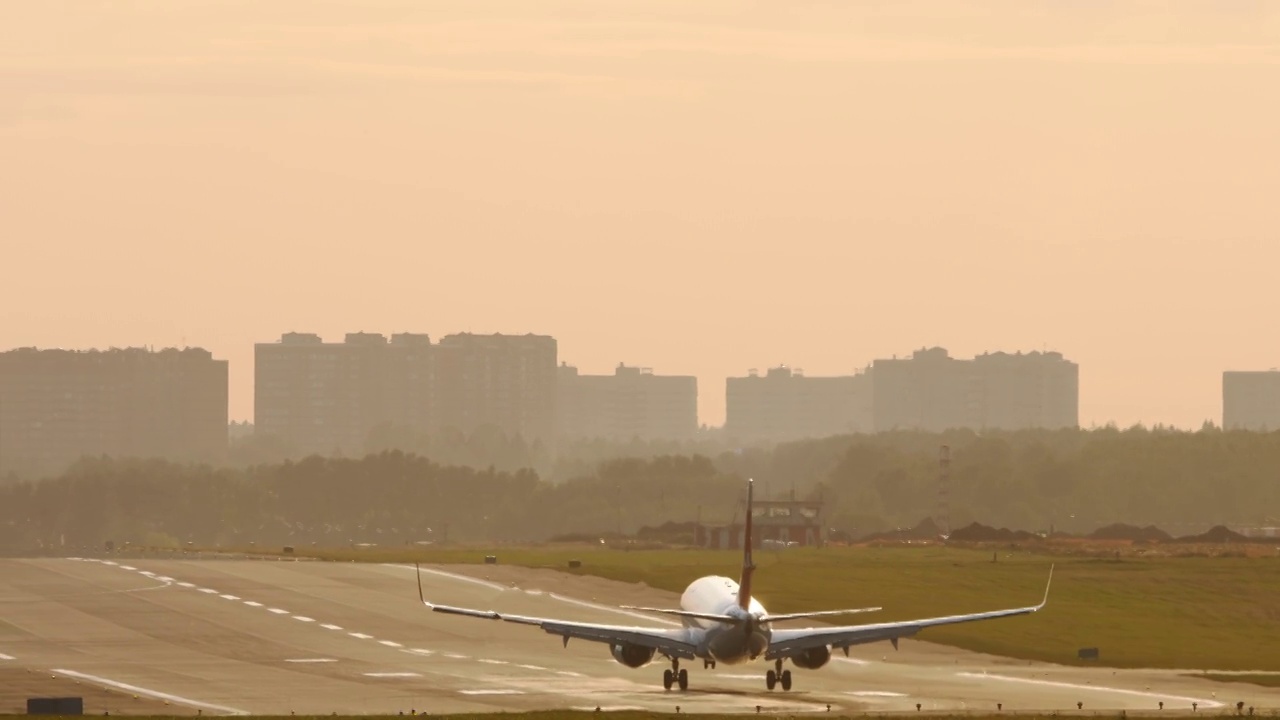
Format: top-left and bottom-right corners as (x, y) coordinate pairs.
(679, 576), (771, 664)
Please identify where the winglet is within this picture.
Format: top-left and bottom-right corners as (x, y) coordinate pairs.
(416, 562), (427, 606)
(1039, 564), (1054, 609)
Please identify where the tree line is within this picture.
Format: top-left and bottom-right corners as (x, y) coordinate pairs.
(2, 427), (1277, 552)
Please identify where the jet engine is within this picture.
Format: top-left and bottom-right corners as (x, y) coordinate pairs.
(610, 643), (657, 668)
(789, 645), (832, 670)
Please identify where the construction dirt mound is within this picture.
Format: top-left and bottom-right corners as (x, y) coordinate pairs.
(948, 521), (1039, 543)
(1088, 523), (1172, 543)
(859, 517), (944, 543)
(1169, 525), (1256, 544)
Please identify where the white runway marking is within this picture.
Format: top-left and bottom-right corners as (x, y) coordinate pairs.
(177, 582), (196, 588)
(103, 561), (118, 566)
(157, 576), (174, 582)
(833, 656), (871, 666)
(120, 566), (136, 571)
(350, 632), (373, 640)
(268, 608), (290, 614)
(243, 601), (263, 607)
(548, 592), (682, 626)
(385, 563), (508, 592)
(139, 571), (156, 577)
(403, 648), (434, 657)
(293, 616), (316, 623)
(365, 672), (421, 678)
(320, 624), (343, 631)
(379, 640), (403, 647)
(477, 659), (508, 665)
(220, 595), (241, 601)
(198, 588), (219, 594)
(459, 689), (525, 695)
(52, 669), (248, 715)
(516, 663), (547, 671)
(286, 658), (338, 663)
(557, 670), (585, 677)
(956, 672), (1226, 709)
(0, 652), (15, 660)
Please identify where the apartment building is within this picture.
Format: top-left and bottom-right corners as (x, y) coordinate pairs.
(0, 347), (228, 476)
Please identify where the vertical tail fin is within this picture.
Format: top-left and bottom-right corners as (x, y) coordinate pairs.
(737, 478), (756, 610)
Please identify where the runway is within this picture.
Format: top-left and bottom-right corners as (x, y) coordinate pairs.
(1, 557), (1274, 715)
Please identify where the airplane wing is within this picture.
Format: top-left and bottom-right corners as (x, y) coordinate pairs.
(620, 605), (742, 623)
(418, 565), (699, 659)
(761, 606), (882, 623)
(765, 565), (1053, 661)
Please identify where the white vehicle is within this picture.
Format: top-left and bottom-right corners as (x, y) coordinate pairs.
(416, 479), (1052, 692)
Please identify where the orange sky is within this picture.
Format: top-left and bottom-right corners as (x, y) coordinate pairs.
(3, 1), (1278, 428)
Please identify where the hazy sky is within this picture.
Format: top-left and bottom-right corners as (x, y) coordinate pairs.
(3, 1), (1278, 428)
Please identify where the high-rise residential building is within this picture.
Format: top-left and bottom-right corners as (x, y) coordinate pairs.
(0, 347), (228, 477)
(255, 331), (558, 456)
(1223, 370), (1280, 431)
(870, 347), (1078, 432)
(557, 362), (698, 441)
(971, 351), (1079, 430)
(725, 366), (871, 442)
(255, 332), (433, 456)
(435, 333), (558, 443)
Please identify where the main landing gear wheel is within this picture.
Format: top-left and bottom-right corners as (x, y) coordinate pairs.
(766, 660), (793, 691)
(663, 659), (688, 691)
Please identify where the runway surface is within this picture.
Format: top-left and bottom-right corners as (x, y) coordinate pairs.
(2, 557), (1276, 716)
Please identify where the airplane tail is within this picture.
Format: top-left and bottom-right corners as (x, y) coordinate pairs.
(737, 478), (756, 610)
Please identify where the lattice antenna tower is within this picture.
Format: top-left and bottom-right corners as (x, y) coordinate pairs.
(936, 445), (951, 538)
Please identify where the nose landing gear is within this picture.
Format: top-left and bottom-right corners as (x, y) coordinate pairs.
(662, 659), (689, 691)
(766, 659), (792, 691)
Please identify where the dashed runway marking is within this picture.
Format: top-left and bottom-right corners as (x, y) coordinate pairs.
(0, 652), (15, 661)
(75, 557), (628, 692)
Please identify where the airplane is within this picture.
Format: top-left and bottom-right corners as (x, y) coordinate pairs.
(416, 478), (1052, 692)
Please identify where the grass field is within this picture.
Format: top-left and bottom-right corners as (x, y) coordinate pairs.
(225, 544), (1280, 672)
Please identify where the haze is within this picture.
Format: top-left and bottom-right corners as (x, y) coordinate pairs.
(3, 1), (1277, 428)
